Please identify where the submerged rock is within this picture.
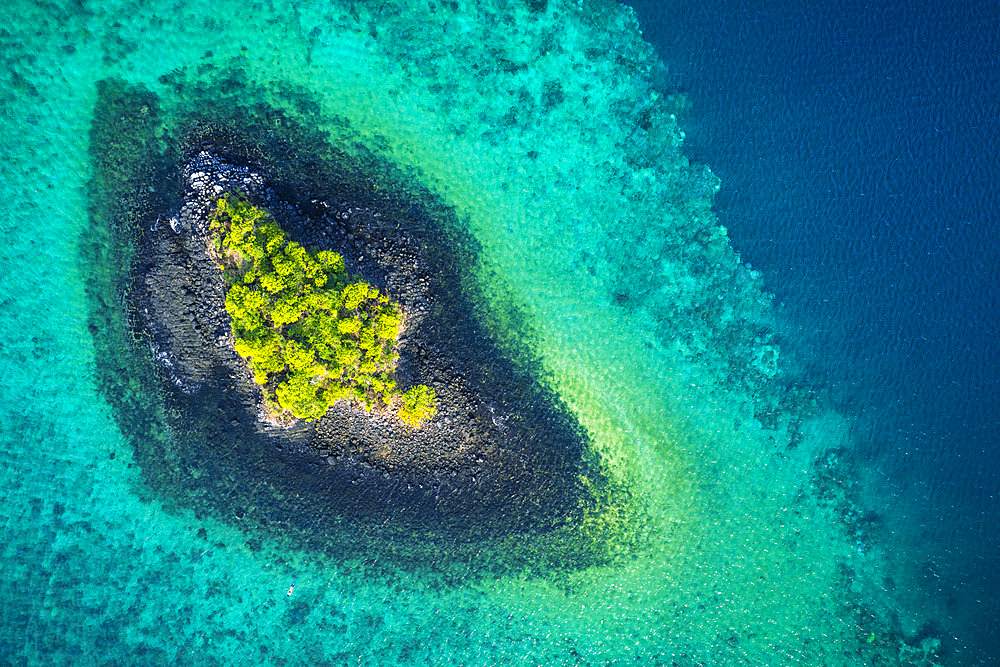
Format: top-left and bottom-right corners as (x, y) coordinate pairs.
(131, 138), (599, 532)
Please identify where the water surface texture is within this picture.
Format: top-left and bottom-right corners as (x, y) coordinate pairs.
(1, 0), (994, 665)
(626, 1), (1000, 663)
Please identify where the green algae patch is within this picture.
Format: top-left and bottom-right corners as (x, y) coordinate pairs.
(210, 193), (435, 426)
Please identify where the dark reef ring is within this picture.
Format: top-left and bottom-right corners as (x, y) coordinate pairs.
(84, 78), (623, 571)
(141, 141), (594, 529)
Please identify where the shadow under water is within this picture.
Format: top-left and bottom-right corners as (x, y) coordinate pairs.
(82, 76), (634, 576)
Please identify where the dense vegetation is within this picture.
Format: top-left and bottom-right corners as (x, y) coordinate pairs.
(209, 193), (436, 427)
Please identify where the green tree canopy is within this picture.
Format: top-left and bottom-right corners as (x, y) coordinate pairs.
(210, 193), (436, 427)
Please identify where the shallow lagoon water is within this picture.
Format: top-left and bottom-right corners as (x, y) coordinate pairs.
(0, 0), (983, 664)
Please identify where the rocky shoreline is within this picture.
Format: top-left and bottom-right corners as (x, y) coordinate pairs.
(128, 139), (599, 531)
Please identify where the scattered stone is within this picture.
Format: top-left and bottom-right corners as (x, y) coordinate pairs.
(130, 140), (595, 530)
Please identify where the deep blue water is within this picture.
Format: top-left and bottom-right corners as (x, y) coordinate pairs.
(626, 0), (1000, 663)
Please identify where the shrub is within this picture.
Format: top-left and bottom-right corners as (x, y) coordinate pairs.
(210, 193), (436, 427)
(398, 385), (437, 428)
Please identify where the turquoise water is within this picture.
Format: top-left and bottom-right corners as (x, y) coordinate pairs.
(0, 0), (946, 664)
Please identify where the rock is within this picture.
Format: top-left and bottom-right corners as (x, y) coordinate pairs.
(128, 140), (596, 532)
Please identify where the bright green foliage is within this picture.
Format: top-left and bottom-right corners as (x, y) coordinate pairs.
(210, 193), (436, 426)
(398, 385), (437, 428)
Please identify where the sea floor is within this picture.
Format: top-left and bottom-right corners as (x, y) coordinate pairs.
(0, 0), (945, 664)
